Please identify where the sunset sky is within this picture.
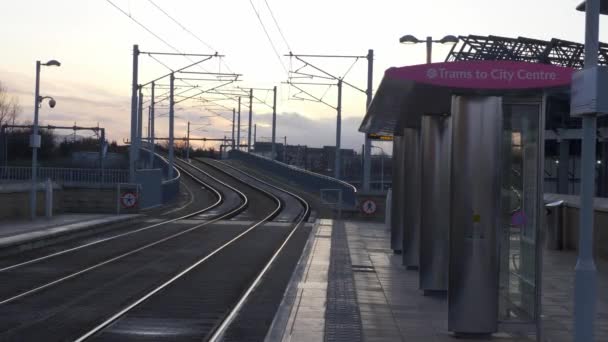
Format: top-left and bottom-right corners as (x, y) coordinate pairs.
(0, 0), (599, 151)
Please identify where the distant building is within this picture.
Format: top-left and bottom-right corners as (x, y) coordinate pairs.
(252, 141), (364, 181)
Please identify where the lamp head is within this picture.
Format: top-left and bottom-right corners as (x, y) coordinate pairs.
(439, 35), (459, 44)
(43, 60), (61, 67)
(48, 98), (56, 108)
(399, 35), (420, 44)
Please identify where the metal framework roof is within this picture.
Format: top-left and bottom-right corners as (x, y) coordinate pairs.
(446, 34), (608, 68)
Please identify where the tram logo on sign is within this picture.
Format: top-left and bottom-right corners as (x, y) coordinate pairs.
(426, 68), (438, 79)
(121, 191), (138, 208)
(361, 199), (377, 215)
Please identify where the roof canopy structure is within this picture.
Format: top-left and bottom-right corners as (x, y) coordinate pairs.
(359, 34), (608, 136)
(446, 34), (608, 68)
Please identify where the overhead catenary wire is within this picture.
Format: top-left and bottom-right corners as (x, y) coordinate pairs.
(105, 0), (181, 53)
(146, 0), (215, 52)
(105, 0), (214, 75)
(263, 0), (292, 52)
(106, 0), (258, 143)
(145, 0), (235, 74)
(248, 0), (288, 74)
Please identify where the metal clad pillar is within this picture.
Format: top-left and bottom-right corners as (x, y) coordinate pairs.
(419, 114), (452, 292)
(448, 95), (503, 334)
(402, 128), (421, 269)
(390, 134), (405, 253)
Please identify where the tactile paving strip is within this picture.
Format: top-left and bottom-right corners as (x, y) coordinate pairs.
(324, 221), (362, 342)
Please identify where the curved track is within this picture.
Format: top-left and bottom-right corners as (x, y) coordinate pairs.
(77, 158), (310, 342)
(0, 157), (310, 342)
(0, 157), (256, 340)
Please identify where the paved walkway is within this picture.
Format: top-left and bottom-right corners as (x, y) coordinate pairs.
(274, 219), (608, 341)
(0, 214), (139, 249)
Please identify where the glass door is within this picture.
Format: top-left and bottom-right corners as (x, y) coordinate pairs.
(498, 101), (541, 324)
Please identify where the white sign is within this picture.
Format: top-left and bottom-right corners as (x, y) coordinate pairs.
(361, 199), (377, 215)
(121, 191), (138, 208)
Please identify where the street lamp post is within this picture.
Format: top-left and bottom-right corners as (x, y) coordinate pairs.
(399, 34), (459, 63)
(30, 59), (60, 220)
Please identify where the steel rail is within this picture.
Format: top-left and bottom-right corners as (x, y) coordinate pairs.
(0, 161), (216, 273)
(206, 159), (310, 342)
(0, 158), (249, 305)
(74, 158), (283, 342)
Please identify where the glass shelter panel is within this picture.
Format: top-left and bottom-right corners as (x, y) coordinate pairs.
(498, 102), (541, 324)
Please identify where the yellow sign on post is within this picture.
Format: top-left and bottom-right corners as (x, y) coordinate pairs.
(367, 133), (393, 141)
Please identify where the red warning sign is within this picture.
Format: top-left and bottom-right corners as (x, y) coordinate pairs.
(361, 199), (377, 215)
(120, 191), (138, 208)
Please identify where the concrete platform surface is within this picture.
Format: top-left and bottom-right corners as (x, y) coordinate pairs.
(0, 214), (140, 249)
(270, 219), (608, 342)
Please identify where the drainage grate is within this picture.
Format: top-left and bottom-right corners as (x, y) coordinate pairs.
(324, 222), (363, 342)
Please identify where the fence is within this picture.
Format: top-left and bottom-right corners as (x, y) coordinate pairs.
(229, 150), (357, 206)
(0, 166), (129, 185)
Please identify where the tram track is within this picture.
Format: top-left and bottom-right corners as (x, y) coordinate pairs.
(0, 157), (279, 341)
(0, 157), (310, 341)
(71, 158), (309, 342)
(0, 156), (248, 305)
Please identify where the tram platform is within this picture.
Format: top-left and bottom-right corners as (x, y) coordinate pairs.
(269, 219), (608, 342)
(0, 213), (140, 253)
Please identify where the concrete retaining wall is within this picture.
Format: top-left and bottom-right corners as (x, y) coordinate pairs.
(0, 183), (63, 219)
(0, 182), (139, 219)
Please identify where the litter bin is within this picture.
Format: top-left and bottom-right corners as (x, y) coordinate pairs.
(545, 200), (565, 250)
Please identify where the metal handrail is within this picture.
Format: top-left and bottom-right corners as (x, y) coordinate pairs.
(0, 166), (129, 184)
(241, 150), (358, 192)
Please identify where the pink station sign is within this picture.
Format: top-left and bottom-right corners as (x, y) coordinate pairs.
(386, 61), (574, 90)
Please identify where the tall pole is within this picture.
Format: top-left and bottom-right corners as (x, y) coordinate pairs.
(253, 124), (257, 151)
(30, 61), (41, 220)
(100, 128), (105, 173)
(129, 44), (139, 183)
(272, 86), (277, 160)
(426, 36), (433, 64)
(575, 1), (599, 340)
(149, 82), (155, 167)
(136, 87), (143, 163)
(231, 108), (235, 150)
(248, 88), (253, 152)
(147, 107), (151, 145)
(335, 79), (342, 179)
(237, 97), (241, 151)
(186, 121), (190, 161)
(363, 49), (374, 191)
(168, 73), (175, 179)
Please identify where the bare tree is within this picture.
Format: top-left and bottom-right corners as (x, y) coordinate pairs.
(0, 81), (20, 127)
